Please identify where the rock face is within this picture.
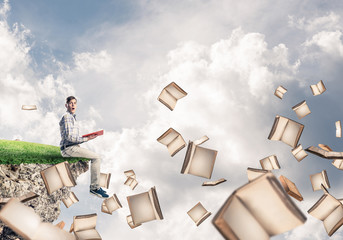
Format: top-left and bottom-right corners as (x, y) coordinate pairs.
(0, 161), (89, 240)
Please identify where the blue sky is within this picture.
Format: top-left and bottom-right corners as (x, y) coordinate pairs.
(2, 0), (343, 239)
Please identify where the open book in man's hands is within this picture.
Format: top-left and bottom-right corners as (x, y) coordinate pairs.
(82, 130), (104, 138)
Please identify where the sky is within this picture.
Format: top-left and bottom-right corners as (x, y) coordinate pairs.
(2, 0), (343, 239)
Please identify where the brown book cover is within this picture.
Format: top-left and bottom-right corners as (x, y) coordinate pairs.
(279, 175), (303, 201)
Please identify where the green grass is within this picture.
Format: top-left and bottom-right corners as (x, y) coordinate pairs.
(0, 140), (88, 164)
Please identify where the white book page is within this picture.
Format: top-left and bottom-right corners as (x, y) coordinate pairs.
(270, 117), (288, 141)
(222, 196), (269, 240)
(73, 215), (97, 232)
(188, 146), (217, 179)
(43, 166), (64, 193)
(309, 195), (339, 220)
(281, 120), (302, 147)
(188, 203), (207, 223)
(75, 229), (101, 240)
(260, 158), (273, 170)
(158, 89), (177, 109)
(236, 177), (304, 235)
(167, 135), (185, 155)
(55, 163), (74, 187)
(165, 83), (187, 100)
(158, 128), (178, 146)
(128, 192), (156, 225)
(323, 205), (343, 234)
(105, 197), (120, 213)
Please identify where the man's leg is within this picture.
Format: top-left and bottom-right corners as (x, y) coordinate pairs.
(62, 145), (101, 190)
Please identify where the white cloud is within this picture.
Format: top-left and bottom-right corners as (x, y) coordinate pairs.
(73, 50), (112, 73)
(289, 12), (341, 32)
(304, 30), (343, 57)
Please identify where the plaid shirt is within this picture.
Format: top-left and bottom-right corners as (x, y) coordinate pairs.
(59, 111), (87, 148)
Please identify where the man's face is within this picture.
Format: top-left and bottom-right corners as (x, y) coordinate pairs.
(66, 99), (77, 114)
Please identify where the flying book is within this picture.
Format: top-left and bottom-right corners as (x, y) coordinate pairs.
(310, 170), (330, 191)
(291, 144), (307, 162)
(318, 144), (333, 152)
(157, 128), (186, 157)
(21, 105), (37, 110)
(310, 80), (326, 96)
(247, 167), (270, 182)
(268, 115), (304, 148)
(279, 175), (303, 201)
(99, 172), (111, 189)
(82, 130), (104, 138)
(0, 191), (38, 205)
(62, 192), (79, 208)
(274, 86), (287, 99)
(259, 155), (280, 170)
(202, 178), (227, 186)
(306, 146), (343, 159)
(336, 121), (342, 138)
(127, 187), (163, 225)
(308, 185), (343, 236)
(40, 161), (76, 195)
(124, 170), (138, 190)
(0, 198), (75, 240)
(332, 160), (343, 170)
(126, 215), (141, 229)
(158, 82), (187, 111)
(101, 194), (122, 215)
(181, 136), (218, 179)
(187, 202), (212, 226)
(212, 173), (306, 240)
(70, 213), (101, 240)
(292, 100), (311, 119)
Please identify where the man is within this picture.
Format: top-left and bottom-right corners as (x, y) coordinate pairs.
(59, 96), (109, 198)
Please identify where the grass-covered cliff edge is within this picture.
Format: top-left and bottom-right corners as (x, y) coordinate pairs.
(0, 140), (87, 164)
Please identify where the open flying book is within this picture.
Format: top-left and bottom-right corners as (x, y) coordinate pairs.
(212, 173), (306, 240)
(332, 160), (343, 170)
(310, 80), (326, 96)
(259, 155), (280, 170)
(99, 172), (111, 189)
(157, 127), (186, 157)
(274, 86), (287, 99)
(101, 194), (122, 215)
(336, 121), (342, 138)
(306, 146), (343, 159)
(40, 161), (76, 195)
(127, 187), (163, 225)
(279, 175), (303, 201)
(187, 202), (211, 226)
(21, 105), (37, 110)
(202, 178), (227, 186)
(158, 82), (187, 111)
(268, 115), (304, 148)
(247, 168), (270, 182)
(181, 136), (218, 179)
(82, 130), (104, 138)
(0, 191), (38, 205)
(291, 144), (307, 162)
(124, 170), (138, 190)
(308, 185), (343, 236)
(70, 213), (101, 240)
(62, 192), (79, 208)
(0, 198), (75, 240)
(310, 170), (330, 191)
(292, 100), (311, 119)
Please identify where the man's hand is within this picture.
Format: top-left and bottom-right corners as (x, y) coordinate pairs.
(87, 134), (98, 141)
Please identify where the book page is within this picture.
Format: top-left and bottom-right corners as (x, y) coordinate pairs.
(281, 120), (303, 148)
(104, 196), (121, 213)
(332, 160), (343, 169)
(202, 178), (226, 186)
(0, 199), (41, 240)
(75, 229), (101, 240)
(310, 171), (329, 191)
(158, 89), (177, 110)
(157, 128), (179, 146)
(167, 135), (186, 156)
(269, 116), (288, 141)
(165, 82), (187, 100)
(311, 85), (320, 95)
(128, 192), (156, 225)
(247, 168), (269, 182)
(124, 170), (135, 178)
(35, 222), (76, 240)
(236, 175), (305, 235)
(187, 202), (208, 223)
(56, 162), (75, 187)
(222, 196), (269, 240)
(323, 205), (343, 235)
(294, 149), (307, 162)
(292, 101), (311, 119)
(73, 214), (97, 232)
(188, 146), (217, 179)
(42, 166), (64, 194)
(318, 80), (326, 93)
(62, 197), (73, 208)
(308, 194), (340, 221)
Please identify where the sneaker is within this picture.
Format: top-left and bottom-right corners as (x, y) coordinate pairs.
(90, 187), (109, 198)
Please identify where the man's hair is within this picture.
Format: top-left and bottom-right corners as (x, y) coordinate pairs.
(66, 96), (77, 104)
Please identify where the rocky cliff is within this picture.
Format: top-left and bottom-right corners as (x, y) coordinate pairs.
(0, 161), (89, 240)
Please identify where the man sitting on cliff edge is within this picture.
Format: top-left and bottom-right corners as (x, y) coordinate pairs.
(59, 96), (109, 198)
